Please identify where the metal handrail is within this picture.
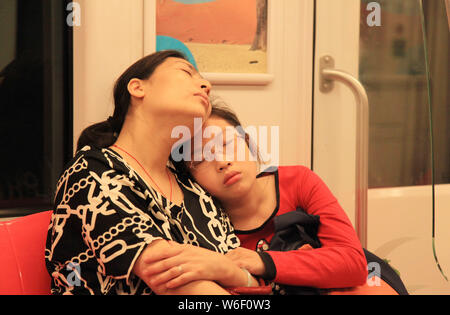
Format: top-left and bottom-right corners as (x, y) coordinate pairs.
(319, 55), (369, 248)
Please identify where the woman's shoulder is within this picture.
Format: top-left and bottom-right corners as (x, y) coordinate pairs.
(54, 145), (149, 209)
(58, 145), (133, 185)
(68, 145), (105, 163)
(72, 145), (112, 160)
(68, 145), (126, 169)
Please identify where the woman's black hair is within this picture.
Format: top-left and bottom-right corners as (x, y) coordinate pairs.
(76, 50), (187, 152)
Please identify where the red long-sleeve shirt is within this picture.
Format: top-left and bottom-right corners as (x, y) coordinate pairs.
(236, 165), (368, 289)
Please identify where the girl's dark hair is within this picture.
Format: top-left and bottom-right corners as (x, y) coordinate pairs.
(208, 96), (260, 161)
(76, 50), (187, 152)
(208, 95), (243, 129)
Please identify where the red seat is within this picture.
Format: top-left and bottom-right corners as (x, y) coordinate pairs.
(0, 210), (52, 295)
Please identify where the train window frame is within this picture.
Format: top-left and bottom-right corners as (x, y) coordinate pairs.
(0, 0), (73, 218)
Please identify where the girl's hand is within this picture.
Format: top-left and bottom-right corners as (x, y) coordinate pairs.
(225, 244), (314, 277)
(225, 247), (266, 276)
(137, 241), (249, 290)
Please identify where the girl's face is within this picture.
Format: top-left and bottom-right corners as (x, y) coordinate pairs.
(188, 116), (259, 203)
(139, 57), (212, 121)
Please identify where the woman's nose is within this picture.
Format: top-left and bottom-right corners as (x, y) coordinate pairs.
(200, 79), (212, 95)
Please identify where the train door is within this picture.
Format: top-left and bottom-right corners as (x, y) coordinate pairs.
(313, 0), (450, 294)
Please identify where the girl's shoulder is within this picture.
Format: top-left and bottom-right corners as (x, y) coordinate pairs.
(277, 165), (312, 174)
(273, 166), (325, 194)
(263, 165), (313, 180)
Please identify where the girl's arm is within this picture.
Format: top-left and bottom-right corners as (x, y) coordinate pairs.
(265, 166), (367, 288)
(228, 166), (367, 289)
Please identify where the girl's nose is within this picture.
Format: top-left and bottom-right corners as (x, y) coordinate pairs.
(217, 161), (232, 172)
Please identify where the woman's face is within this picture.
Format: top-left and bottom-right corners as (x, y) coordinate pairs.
(188, 116), (259, 203)
(139, 57), (212, 121)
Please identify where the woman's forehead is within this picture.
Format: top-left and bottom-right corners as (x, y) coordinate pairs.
(164, 57), (199, 73)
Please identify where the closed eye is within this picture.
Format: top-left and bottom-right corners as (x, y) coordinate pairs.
(181, 69), (193, 76)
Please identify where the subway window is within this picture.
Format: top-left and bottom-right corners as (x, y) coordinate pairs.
(0, 0), (73, 217)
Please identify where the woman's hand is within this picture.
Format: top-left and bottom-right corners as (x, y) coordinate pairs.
(136, 241), (250, 291)
(225, 247), (266, 276)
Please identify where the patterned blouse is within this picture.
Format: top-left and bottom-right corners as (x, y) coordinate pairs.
(45, 146), (240, 295)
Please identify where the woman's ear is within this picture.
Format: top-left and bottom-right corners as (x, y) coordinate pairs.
(127, 78), (145, 99)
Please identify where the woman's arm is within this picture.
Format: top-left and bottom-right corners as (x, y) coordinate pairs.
(132, 240), (257, 294)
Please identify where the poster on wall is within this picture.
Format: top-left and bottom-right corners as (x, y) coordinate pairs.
(155, 0), (271, 84)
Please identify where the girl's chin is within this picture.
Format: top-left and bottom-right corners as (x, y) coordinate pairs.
(221, 184), (251, 199)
